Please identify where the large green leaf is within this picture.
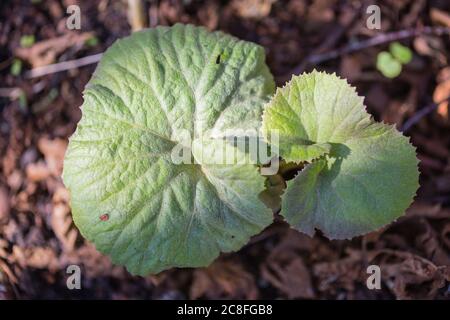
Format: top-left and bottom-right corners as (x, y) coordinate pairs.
(62, 24), (275, 275)
(262, 71), (419, 239)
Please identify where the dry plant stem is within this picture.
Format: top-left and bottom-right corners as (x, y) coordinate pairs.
(25, 53), (103, 79)
(25, 0), (149, 79)
(0, 87), (22, 98)
(127, 0), (148, 32)
(291, 26), (450, 75)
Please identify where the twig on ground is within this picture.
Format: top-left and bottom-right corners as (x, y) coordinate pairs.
(0, 87), (22, 99)
(289, 2), (363, 80)
(25, 53), (103, 79)
(290, 26), (450, 76)
(402, 96), (450, 132)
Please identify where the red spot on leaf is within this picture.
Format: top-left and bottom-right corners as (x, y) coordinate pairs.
(100, 214), (109, 221)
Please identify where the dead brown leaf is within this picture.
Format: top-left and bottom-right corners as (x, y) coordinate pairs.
(0, 185), (10, 224)
(51, 185), (78, 252)
(262, 254), (315, 299)
(413, 36), (447, 65)
(430, 8), (450, 27)
(406, 202), (450, 219)
(11, 246), (59, 272)
(414, 218), (450, 266)
(37, 137), (67, 177)
(260, 230), (315, 299)
(441, 222), (450, 250)
(313, 249), (365, 295)
(190, 260), (258, 299)
(370, 249), (449, 299)
(433, 67), (450, 119)
(308, 0), (336, 23)
(198, 0), (219, 30)
(231, 0), (274, 19)
(26, 161), (51, 182)
(60, 243), (113, 279)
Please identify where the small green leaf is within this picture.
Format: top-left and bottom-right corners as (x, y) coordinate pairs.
(259, 174), (285, 212)
(389, 42), (412, 64)
(85, 36), (99, 47)
(63, 24), (275, 275)
(20, 35), (35, 48)
(263, 71), (419, 239)
(10, 59), (22, 76)
(376, 51), (402, 78)
(18, 91), (27, 110)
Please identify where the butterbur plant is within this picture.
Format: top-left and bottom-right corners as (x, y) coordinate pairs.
(62, 24), (419, 275)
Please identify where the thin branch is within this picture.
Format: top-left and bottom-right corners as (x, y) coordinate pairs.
(25, 53), (103, 79)
(289, 2), (364, 79)
(0, 87), (22, 99)
(291, 26), (450, 75)
(401, 96), (450, 132)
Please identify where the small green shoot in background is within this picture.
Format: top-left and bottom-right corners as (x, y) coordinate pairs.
(85, 36), (99, 47)
(18, 91), (28, 111)
(20, 35), (35, 48)
(10, 59), (23, 76)
(376, 42), (413, 78)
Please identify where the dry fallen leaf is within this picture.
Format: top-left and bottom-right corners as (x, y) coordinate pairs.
(370, 249), (449, 299)
(59, 243), (114, 279)
(261, 230), (315, 299)
(430, 8), (450, 27)
(405, 202), (449, 219)
(410, 217), (450, 266)
(308, 0), (336, 23)
(262, 255), (315, 299)
(37, 137), (67, 177)
(433, 67), (450, 119)
(190, 260), (258, 299)
(26, 161), (51, 182)
(11, 246), (59, 272)
(51, 185), (78, 252)
(413, 36), (447, 65)
(313, 249), (365, 295)
(198, 1), (219, 30)
(231, 0), (274, 19)
(0, 186), (10, 224)
(52, 203), (77, 252)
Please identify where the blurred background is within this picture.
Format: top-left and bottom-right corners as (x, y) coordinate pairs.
(0, 0), (449, 299)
